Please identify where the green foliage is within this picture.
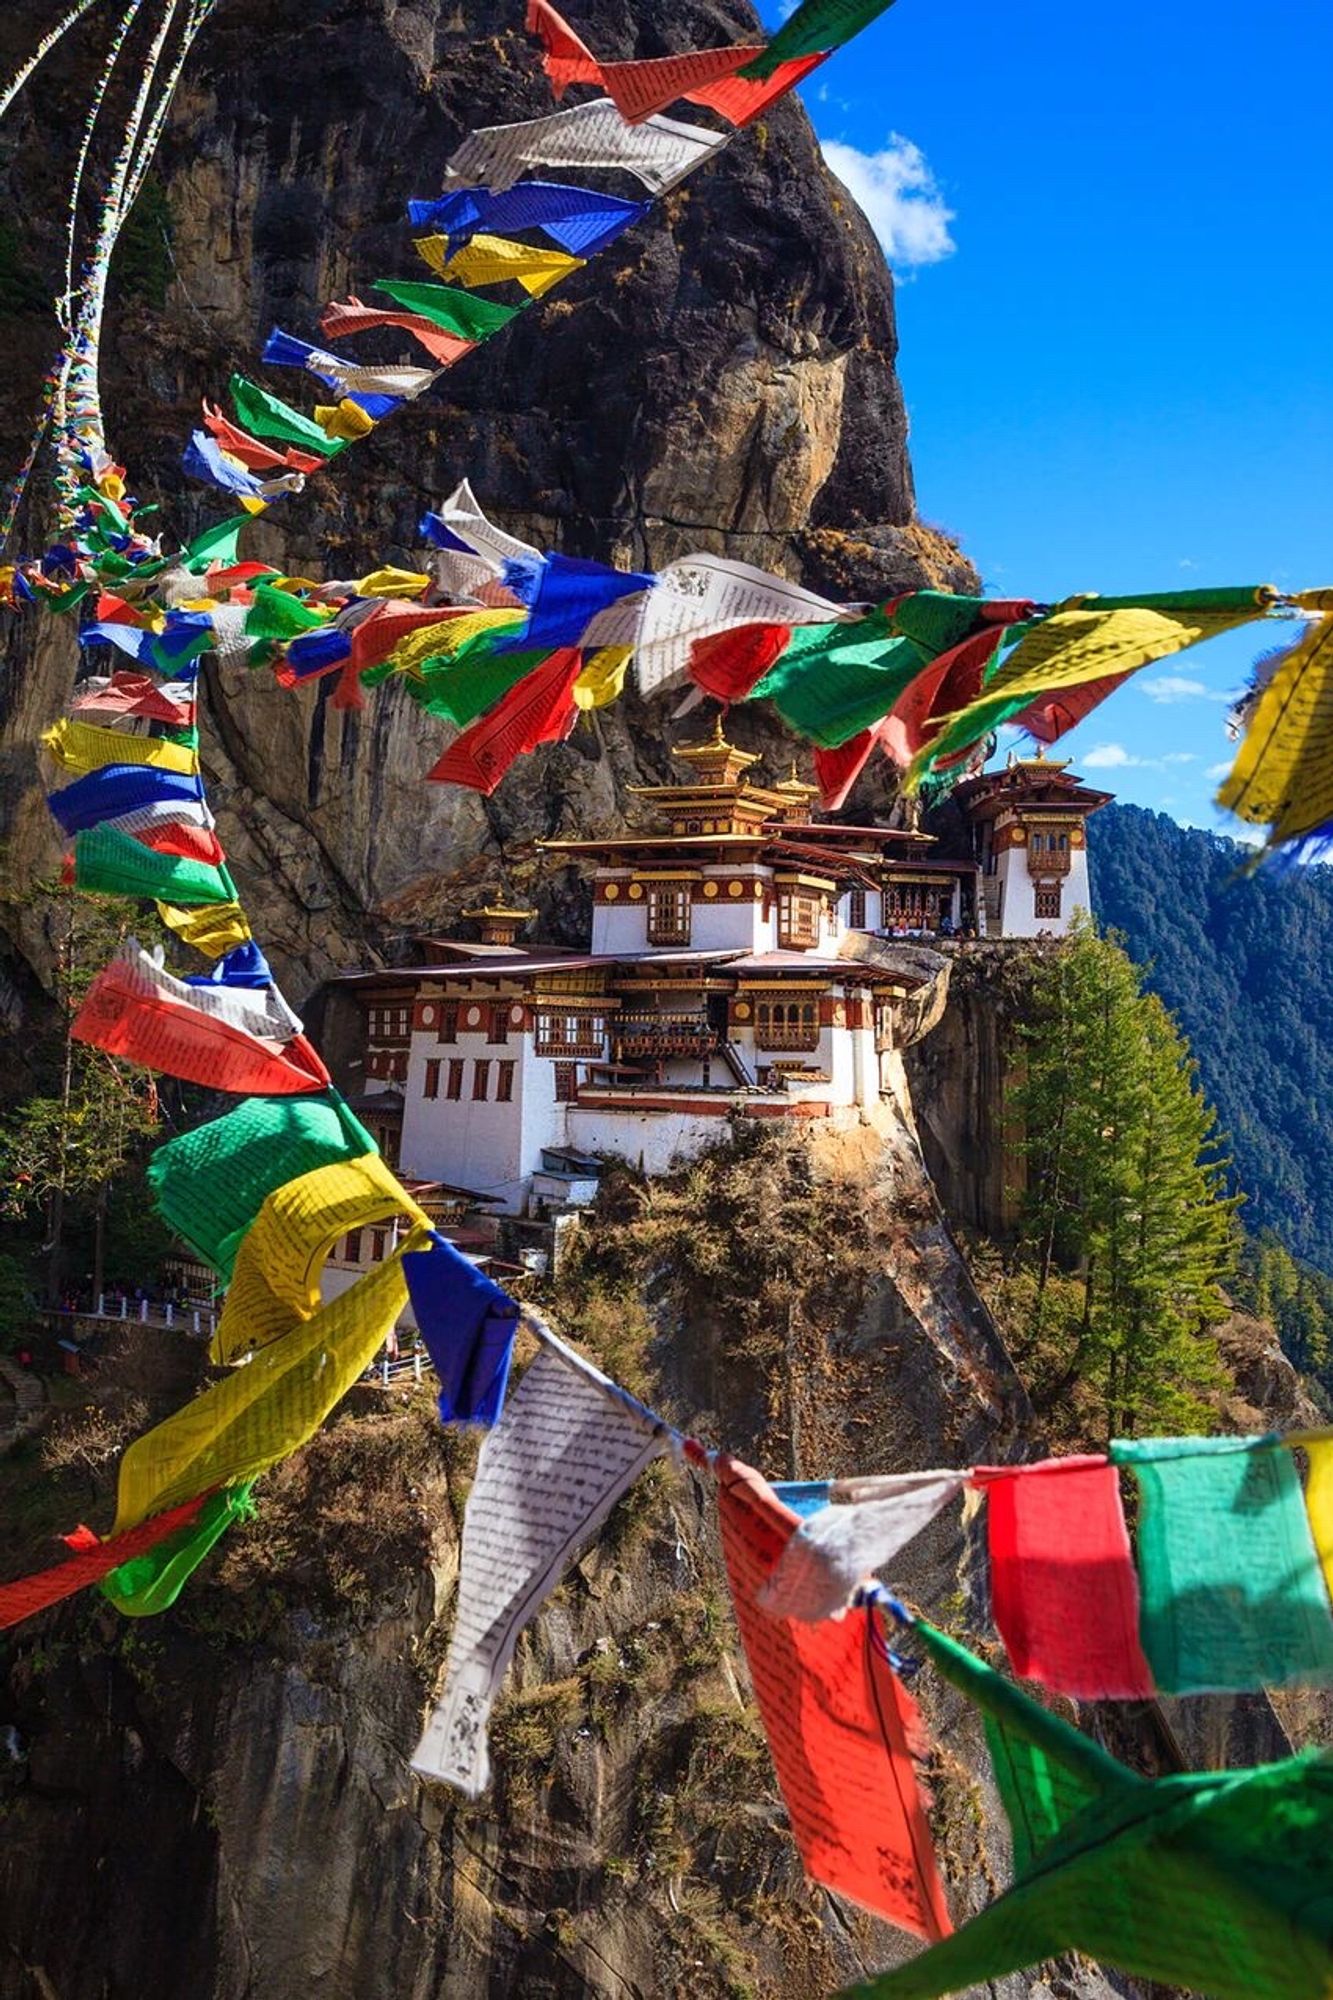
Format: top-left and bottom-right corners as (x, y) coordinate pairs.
(1008, 916), (1235, 1438)
(0, 219), (49, 314)
(1088, 803), (1333, 1275)
(113, 177), (174, 310)
(0, 1253), (36, 1348)
(1232, 1228), (1333, 1385)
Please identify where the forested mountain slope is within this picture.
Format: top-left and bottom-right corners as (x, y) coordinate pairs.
(1088, 802), (1333, 1273)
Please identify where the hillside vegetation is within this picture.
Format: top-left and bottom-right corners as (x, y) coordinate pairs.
(1088, 802), (1333, 1274)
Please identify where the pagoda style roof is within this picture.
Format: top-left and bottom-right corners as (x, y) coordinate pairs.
(954, 754), (1113, 818)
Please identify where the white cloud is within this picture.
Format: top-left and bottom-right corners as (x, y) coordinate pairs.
(1206, 759), (1234, 780)
(1081, 743), (1196, 771)
(820, 134), (956, 269)
(1140, 674), (1231, 705)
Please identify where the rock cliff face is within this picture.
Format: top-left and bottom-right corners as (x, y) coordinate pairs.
(0, 0), (974, 999)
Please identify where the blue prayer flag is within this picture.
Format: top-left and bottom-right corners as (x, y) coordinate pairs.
(402, 1232), (519, 1428)
(47, 765), (207, 835)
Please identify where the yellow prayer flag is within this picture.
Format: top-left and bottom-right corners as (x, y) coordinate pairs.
(43, 717), (198, 778)
(573, 645), (633, 710)
(382, 607), (527, 678)
(982, 603), (1266, 708)
(113, 1233), (426, 1532)
(415, 231), (584, 300)
(211, 1153), (430, 1365)
(352, 567), (432, 600)
(155, 901), (253, 957)
(315, 399), (376, 441)
(1218, 592), (1333, 844)
(1302, 1437), (1333, 1604)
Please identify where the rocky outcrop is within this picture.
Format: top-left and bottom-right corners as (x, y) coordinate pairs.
(0, 0), (975, 1002)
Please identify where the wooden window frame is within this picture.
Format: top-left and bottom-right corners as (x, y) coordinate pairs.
(446, 1058), (465, 1101)
(554, 1061), (579, 1104)
(472, 1059), (491, 1101)
(1034, 883), (1062, 922)
(496, 1059), (515, 1103)
(755, 998), (820, 1053)
(646, 884), (692, 946)
(437, 1001), (459, 1043)
(423, 1058), (441, 1100)
(488, 1002), (510, 1046)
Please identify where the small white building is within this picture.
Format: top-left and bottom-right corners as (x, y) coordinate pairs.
(323, 725), (971, 1214)
(955, 754), (1110, 938)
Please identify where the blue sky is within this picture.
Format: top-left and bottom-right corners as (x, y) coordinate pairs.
(762, 0), (1333, 830)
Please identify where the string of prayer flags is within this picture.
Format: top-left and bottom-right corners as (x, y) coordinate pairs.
(972, 1457), (1154, 1699)
(316, 298), (478, 369)
(1216, 591), (1333, 855)
(110, 1234), (426, 1535)
(67, 821), (237, 904)
(100, 1482), (257, 1617)
(427, 646), (584, 791)
(406, 181), (650, 258)
(227, 377), (347, 459)
(759, 1470), (965, 1623)
(146, 1089), (377, 1281)
(442, 99), (728, 198)
(714, 1455), (952, 1939)
(0, 1493), (213, 1630)
(411, 1338), (668, 1793)
(201, 401), (326, 475)
(1109, 1435), (1333, 1694)
(842, 1616), (1333, 2000)
(71, 945), (329, 1099)
(635, 553), (854, 695)
(47, 765), (210, 835)
(368, 279), (527, 343)
(738, 0), (899, 74)
(259, 329), (438, 403)
(402, 1232), (520, 1427)
(211, 1154), (429, 1365)
(414, 232), (585, 300)
(526, 0), (828, 127)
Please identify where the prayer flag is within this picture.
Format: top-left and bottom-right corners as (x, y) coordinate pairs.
(411, 1341), (666, 1792)
(427, 648), (583, 792)
(1218, 593), (1333, 850)
(688, 622), (792, 701)
(182, 517), (254, 576)
(70, 671), (194, 725)
(444, 99), (727, 198)
(572, 644), (632, 709)
(972, 1458), (1154, 1699)
(370, 279), (526, 342)
(416, 231), (584, 299)
(772, 1480), (832, 1520)
(201, 401), (325, 474)
(213, 1153), (426, 1363)
(1304, 1437), (1333, 1602)
(760, 1469), (965, 1623)
(313, 398), (378, 440)
(424, 478), (544, 572)
(1111, 1435), (1333, 1693)
(752, 611), (925, 747)
(111, 1238), (425, 1535)
(716, 1456), (952, 1939)
(72, 944), (329, 1098)
(132, 822), (226, 866)
(100, 1483), (256, 1617)
(317, 297), (477, 368)
(407, 181), (649, 257)
(43, 716), (197, 778)
(409, 645), (548, 729)
(636, 553), (852, 694)
(48, 765), (209, 836)
(156, 901), (253, 957)
(494, 551), (654, 655)
(147, 1090), (377, 1281)
(403, 1232), (520, 1426)
(739, 0), (896, 75)
(0, 1493), (210, 1631)
(228, 377), (346, 457)
(814, 721), (893, 809)
(261, 328), (438, 402)
(69, 822), (236, 904)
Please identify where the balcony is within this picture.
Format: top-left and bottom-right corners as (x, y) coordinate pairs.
(614, 1012), (718, 1059)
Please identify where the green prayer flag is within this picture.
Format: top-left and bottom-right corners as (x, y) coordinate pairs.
(840, 1619), (1333, 2000)
(100, 1482), (256, 1616)
(411, 647), (548, 728)
(228, 376), (345, 457)
(887, 591), (992, 656)
(71, 825), (237, 906)
(1079, 586), (1274, 615)
(749, 609), (925, 746)
(1110, 1435), (1333, 1693)
(47, 582), (94, 615)
(245, 582), (330, 641)
(181, 516), (252, 576)
(370, 278), (526, 341)
(147, 1091), (377, 1281)
(737, 0), (899, 76)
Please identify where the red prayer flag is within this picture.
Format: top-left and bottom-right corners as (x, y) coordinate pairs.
(349, 602), (473, 674)
(201, 402), (324, 475)
(688, 622), (791, 700)
(94, 592), (152, 629)
(1009, 669), (1137, 746)
(972, 1457), (1155, 1700)
(815, 719), (893, 809)
(716, 1456), (953, 1940)
(72, 960), (330, 1097)
(427, 648), (583, 793)
(527, 0), (601, 93)
(70, 671), (194, 726)
(318, 299), (476, 369)
(136, 822), (228, 866)
(0, 1492), (209, 1629)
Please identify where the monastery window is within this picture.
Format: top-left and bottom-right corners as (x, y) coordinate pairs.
(755, 998), (820, 1052)
(390, 1052), (409, 1083)
(446, 1059), (465, 1101)
(1034, 883), (1063, 922)
(647, 884), (692, 946)
(846, 886), (867, 930)
(496, 1060), (515, 1103)
(436, 1002), (459, 1043)
(367, 1002), (411, 1043)
(373, 1123), (400, 1169)
(472, 1060), (491, 1102)
(554, 1062), (579, 1104)
(535, 1012), (604, 1057)
(341, 1229), (362, 1264)
(685, 818), (703, 834)
(370, 1228), (387, 1264)
(884, 884), (943, 931)
(488, 1002), (510, 1045)
(777, 892), (819, 951)
(424, 1058), (441, 1100)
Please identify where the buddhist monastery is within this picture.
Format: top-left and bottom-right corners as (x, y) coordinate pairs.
(955, 753), (1111, 938)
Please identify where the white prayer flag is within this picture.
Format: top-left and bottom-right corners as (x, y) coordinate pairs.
(101, 797), (217, 838)
(302, 352), (439, 402)
(114, 938), (303, 1041)
(758, 1471), (965, 1622)
(444, 98), (727, 197)
(412, 1341), (667, 1794)
(633, 553), (857, 694)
